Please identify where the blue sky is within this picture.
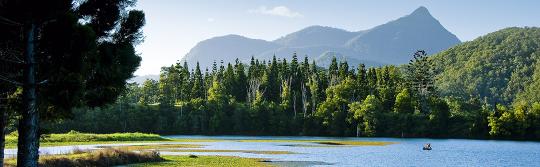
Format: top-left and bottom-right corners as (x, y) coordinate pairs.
(134, 0), (540, 75)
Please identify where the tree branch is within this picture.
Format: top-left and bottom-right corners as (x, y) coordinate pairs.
(0, 57), (24, 64)
(0, 75), (21, 86)
(0, 16), (21, 26)
(37, 79), (48, 85)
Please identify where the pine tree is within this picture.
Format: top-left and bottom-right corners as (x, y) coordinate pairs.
(338, 61), (349, 79)
(192, 62), (205, 99)
(0, 1), (145, 164)
(234, 59), (248, 102)
(356, 64), (369, 101)
(140, 79), (159, 105)
(181, 62), (192, 101)
(248, 56), (256, 79)
(264, 56), (280, 103)
(222, 63), (235, 96)
(329, 57), (339, 86)
(158, 66), (175, 106)
(406, 50), (435, 113)
(367, 68), (378, 95)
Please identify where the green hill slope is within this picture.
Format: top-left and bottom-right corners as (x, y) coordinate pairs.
(432, 27), (540, 105)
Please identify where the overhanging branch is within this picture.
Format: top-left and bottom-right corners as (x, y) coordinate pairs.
(0, 74), (21, 86)
(0, 16), (21, 26)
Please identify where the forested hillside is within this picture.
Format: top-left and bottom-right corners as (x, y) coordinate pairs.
(45, 38), (540, 139)
(432, 27), (540, 105)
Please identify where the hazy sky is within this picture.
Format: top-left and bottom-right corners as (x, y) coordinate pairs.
(134, 0), (540, 75)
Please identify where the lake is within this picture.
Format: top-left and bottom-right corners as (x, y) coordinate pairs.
(5, 135), (540, 166)
(162, 136), (540, 166)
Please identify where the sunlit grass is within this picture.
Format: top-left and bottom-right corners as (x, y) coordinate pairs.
(4, 131), (222, 148)
(101, 143), (295, 154)
(5, 130), (166, 145)
(99, 144), (205, 150)
(4, 148), (163, 167)
(128, 155), (273, 167)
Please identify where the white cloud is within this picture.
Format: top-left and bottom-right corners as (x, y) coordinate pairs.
(207, 18), (215, 22)
(248, 6), (303, 18)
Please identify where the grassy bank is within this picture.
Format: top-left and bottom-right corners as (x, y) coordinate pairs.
(5, 131), (394, 149)
(4, 148), (163, 167)
(129, 155), (272, 167)
(99, 144), (205, 150)
(5, 131), (169, 148)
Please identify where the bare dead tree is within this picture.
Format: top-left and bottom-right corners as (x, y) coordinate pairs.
(280, 76), (295, 116)
(301, 83), (309, 117)
(329, 74), (340, 87)
(309, 74), (319, 115)
(247, 77), (263, 105)
(293, 91), (297, 117)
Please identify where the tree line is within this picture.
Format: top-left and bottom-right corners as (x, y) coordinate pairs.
(46, 51), (540, 140)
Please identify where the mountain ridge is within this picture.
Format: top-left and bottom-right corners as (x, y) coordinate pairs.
(182, 6), (461, 68)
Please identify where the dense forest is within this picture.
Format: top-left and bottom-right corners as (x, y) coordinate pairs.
(44, 27), (540, 140)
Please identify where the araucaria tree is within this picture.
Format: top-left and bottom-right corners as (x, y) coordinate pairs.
(406, 50), (435, 113)
(0, 0), (145, 166)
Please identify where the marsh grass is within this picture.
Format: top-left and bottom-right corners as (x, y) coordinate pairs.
(5, 131), (226, 148)
(4, 148), (164, 167)
(97, 143), (294, 155)
(128, 155), (272, 167)
(99, 143), (205, 151)
(6, 130), (166, 143)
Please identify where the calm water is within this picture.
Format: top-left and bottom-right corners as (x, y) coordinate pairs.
(164, 135), (540, 167)
(5, 135), (540, 166)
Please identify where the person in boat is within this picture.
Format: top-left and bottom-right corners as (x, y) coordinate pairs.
(423, 143), (432, 150)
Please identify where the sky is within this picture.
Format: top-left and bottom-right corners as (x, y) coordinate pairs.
(134, 0), (540, 75)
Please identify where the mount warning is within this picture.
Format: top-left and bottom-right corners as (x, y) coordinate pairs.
(182, 6), (461, 68)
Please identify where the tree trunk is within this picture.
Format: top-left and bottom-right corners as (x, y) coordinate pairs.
(0, 104), (7, 167)
(293, 92), (297, 117)
(17, 23), (40, 167)
(356, 123), (360, 137)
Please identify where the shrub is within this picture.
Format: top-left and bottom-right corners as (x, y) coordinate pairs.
(6, 149), (164, 167)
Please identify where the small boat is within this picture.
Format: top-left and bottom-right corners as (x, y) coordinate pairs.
(423, 143), (432, 150)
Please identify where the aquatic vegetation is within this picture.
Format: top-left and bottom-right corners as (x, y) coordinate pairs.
(128, 155), (272, 167)
(5, 131), (167, 146)
(4, 131), (221, 148)
(99, 144), (205, 150)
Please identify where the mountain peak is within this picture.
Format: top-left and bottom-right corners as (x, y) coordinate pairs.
(409, 6), (432, 18)
(184, 5), (460, 68)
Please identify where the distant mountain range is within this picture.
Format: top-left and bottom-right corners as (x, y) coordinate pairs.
(181, 6), (461, 68)
(128, 75), (159, 84)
